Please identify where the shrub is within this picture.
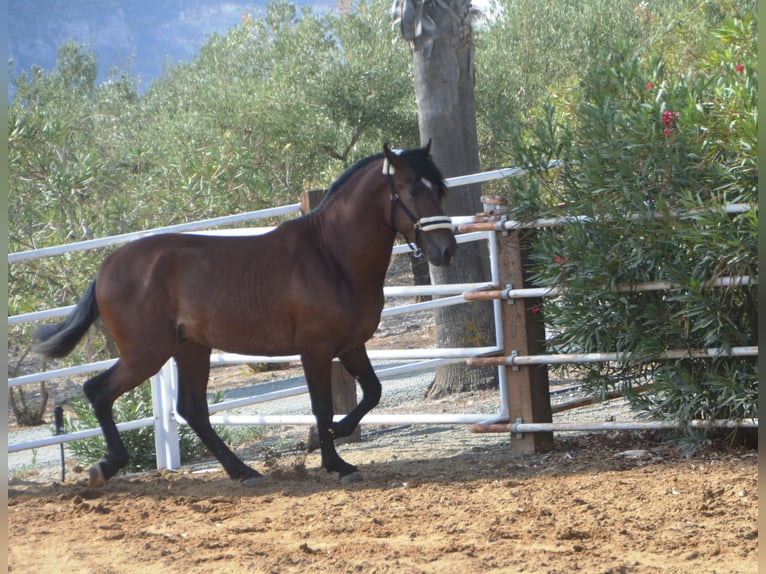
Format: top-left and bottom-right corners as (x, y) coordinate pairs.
(506, 16), (757, 445)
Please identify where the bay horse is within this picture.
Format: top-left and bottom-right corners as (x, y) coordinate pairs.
(33, 142), (457, 487)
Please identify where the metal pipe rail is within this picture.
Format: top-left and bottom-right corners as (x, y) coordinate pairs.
(8, 203), (303, 264)
(456, 202), (755, 233)
(8, 418), (155, 453)
(463, 276), (758, 302)
(9, 359), (118, 388)
(8, 155), (541, 265)
(470, 419), (758, 434)
(507, 419), (758, 433)
(207, 413), (494, 427)
(442, 160), (563, 188)
(468, 346), (758, 367)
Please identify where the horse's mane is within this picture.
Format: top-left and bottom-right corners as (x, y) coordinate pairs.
(309, 147), (447, 214)
(325, 153), (385, 200)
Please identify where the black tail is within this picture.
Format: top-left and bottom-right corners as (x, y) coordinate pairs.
(33, 280), (100, 359)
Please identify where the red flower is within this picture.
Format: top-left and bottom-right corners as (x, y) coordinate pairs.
(531, 305), (542, 315)
(664, 128), (672, 136)
(646, 81), (654, 89)
(662, 110), (680, 128)
(736, 64), (745, 73)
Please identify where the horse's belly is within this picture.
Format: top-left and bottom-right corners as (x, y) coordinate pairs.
(216, 304), (379, 358)
(176, 299), (295, 356)
(176, 268), (382, 357)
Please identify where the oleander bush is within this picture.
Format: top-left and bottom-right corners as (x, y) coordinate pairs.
(503, 14), (757, 446)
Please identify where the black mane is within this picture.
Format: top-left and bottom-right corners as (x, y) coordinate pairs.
(326, 153), (384, 199)
(312, 146), (447, 212)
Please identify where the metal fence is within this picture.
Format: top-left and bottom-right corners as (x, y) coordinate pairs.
(8, 164), (758, 470)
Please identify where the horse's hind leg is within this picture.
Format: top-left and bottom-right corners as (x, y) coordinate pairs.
(174, 342), (262, 484)
(83, 359), (163, 486)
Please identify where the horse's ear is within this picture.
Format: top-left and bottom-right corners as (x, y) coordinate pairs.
(383, 143), (403, 173)
(423, 138), (432, 154)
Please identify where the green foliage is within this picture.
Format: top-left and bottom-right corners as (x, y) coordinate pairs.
(476, 0), (755, 169)
(506, 13), (757, 439)
(64, 384), (251, 474)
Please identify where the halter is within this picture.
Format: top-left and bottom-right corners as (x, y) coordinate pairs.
(384, 155), (453, 258)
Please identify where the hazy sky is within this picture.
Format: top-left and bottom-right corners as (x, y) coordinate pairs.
(8, 1), (301, 92)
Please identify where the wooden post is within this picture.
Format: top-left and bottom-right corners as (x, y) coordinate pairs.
(301, 190), (361, 444)
(300, 189), (325, 215)
(498, 229), (554, 453)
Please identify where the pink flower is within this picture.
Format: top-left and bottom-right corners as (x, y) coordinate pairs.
(664, 128), (672, 136)
(736, 64), (745, 73)
(531, 305), (542, 315)
(555, 255), (563, 264)
(662, 110), (680, 127)
(646, 81), (654, 89)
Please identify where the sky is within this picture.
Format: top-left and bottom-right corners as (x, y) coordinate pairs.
(7, 0), (305, 95)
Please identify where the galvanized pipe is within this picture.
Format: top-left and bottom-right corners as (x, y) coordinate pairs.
(507, 419), (758, 433)
(8, 203), (302, 264)
(457, 202), (755, 234)
(468, 346), (758, 367)
(462, 276), (756, 303)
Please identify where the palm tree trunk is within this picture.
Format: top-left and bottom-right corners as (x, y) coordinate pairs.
(401, 0), (497, 397)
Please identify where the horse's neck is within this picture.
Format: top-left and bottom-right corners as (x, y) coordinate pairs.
(311, 170), (395, 288)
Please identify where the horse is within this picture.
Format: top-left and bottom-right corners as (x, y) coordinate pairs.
(33, 142), (457, 487)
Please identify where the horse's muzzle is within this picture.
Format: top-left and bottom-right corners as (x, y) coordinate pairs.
(424, 232), (457, 267)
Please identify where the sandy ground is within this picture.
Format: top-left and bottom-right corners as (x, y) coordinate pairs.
(8, 425), (758, 574)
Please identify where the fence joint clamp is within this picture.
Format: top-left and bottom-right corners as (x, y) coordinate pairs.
(514, 417), (524, 439)
(505, 283), (514, 304)
(509, 350), (519, 370)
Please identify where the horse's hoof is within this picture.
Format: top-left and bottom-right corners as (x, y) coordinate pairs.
(88, 464), (106, 488)
(340, 471), (364, 485)
(241, 475), (266, 487)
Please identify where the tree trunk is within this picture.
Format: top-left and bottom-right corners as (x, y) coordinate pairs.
(410, 254), (431, 302)
(397, 0), (496, 397)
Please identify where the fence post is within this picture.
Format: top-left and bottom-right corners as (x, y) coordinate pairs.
(497, 229), (554, 453)
(301, 190), (361, 443)
(151, 360), (181, 470)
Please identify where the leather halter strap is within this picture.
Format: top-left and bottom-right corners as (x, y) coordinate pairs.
(384, 158), (452, 258)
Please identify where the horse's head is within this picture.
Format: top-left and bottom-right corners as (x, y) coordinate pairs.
(382, 142), (457, 267)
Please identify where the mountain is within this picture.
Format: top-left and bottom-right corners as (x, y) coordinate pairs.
(7, 0), (315, 96)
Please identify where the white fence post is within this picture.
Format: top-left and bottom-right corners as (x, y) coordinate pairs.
(151, 360), (181, 470)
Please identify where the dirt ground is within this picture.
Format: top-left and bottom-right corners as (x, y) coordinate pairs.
(8, 425), (758, 574)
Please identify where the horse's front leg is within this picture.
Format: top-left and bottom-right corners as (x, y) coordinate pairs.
(301, 352), (359, 480)
(332, 346), (381, 439)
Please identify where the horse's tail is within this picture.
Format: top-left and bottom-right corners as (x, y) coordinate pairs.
(33, 280), (100, 359)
